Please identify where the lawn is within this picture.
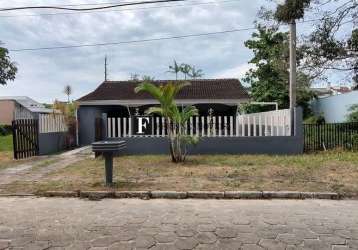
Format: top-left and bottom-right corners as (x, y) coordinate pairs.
(3, 151), (358, 196)
(0, 134), (13, 152)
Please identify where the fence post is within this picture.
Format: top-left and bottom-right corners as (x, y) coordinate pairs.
(101, 113), (108, 140)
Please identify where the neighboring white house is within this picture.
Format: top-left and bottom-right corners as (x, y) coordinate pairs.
(311, 90), (358, 123)
(0, 96), (57, 125)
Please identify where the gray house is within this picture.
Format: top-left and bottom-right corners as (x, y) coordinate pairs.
(77, 79), (250, 146)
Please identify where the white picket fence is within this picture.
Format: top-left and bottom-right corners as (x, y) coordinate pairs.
(39, 114), (68, 133)
(107, 109), (291, 138)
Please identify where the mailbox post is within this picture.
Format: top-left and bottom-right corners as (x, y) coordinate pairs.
(92, 141), (126, 186)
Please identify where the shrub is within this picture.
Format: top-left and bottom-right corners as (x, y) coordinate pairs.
(0, 125), (12, 136)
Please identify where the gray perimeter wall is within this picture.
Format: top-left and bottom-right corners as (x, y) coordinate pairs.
(78, 106), (304, 155)
(38, 132), (67, 155)
(112, 136), (303, 155)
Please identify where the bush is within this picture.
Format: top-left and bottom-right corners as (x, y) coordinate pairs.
(304, 114), (325, 124)
(0, 125), (12, 136)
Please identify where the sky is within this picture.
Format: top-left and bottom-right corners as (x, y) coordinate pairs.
(0, 0), (355, 103)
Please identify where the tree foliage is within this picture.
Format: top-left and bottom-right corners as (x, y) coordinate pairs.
(347, 104), (358, 122)
(275, 0), (311, 23)
(243, 25), (314, 116)
(63, 85), (72, 103)
(168, 60), (204, 80)
(0, 43), (17, 85)
(265, 0), (358, 84)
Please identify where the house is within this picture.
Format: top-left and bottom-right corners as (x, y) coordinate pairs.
(311, 88), (358, 123)
(77, 79), (249, 145)
(0, 96), (57, 125)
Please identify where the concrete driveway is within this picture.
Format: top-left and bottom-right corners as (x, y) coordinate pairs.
(0, 198), (357, 249)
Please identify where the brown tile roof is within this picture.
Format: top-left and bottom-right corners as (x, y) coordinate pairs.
(78, 79), (249, 102)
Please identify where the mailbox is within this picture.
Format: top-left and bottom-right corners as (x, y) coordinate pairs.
(92, 140), (126, 186)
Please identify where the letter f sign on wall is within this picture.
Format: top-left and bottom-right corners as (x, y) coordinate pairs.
(133, 116), (152, 136)
(137, 117), (150, 134)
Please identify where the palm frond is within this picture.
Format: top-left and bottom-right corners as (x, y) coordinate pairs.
(135, 82), (162, 101)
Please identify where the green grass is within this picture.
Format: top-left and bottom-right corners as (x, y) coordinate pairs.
(0, 135), (13, 152)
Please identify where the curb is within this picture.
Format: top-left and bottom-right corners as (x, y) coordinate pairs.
(39, 190), (341, 200)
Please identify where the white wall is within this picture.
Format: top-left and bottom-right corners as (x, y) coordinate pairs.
(311, 91), (358, 123)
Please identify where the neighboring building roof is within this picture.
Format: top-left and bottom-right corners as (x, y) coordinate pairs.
(0, 96), (55, 113)
(78, 79), (249, 105)
(311, 86), (353, 98)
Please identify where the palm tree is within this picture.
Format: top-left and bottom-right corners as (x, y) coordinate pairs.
(181, 64), (192, 80)
(63, 85), (72, 103)
(168, 60), (182, 80)
(135, 81), (198, 162)
(189, 66), (204, 79)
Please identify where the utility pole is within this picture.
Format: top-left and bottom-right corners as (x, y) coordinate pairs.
(289, 20), (297, 110)
(104, 55), (108, 81)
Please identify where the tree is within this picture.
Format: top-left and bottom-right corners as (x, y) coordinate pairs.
(0, 43), (17, 85)
(63, 85), (72, 103)
(168, 60), (182, 80)
(130, 73), (140, 81)
(189, 66), (204, 79)
(141, 75), (155, 81)
(180, 63), (192, 80)
(347, 104), (358, 122)
(135, 82), (198, 163)
(243, 25), (314, 116)
(261, 0), (357, 83)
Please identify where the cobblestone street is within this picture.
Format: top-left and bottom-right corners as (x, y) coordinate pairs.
(0, 198), (357, 249)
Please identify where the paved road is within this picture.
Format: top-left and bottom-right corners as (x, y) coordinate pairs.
(0, 198), (357, 250)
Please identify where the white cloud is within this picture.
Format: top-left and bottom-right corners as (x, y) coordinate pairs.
(213, 63), (254, 80)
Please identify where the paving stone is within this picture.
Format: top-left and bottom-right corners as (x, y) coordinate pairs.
(135, 235), (156, 248)
(195, 243), (217, 250)
(91, 236), (118, 247)
(347, 239), (358, 249)
(154, 232), (176, 243)
(195, 232), (217, 244)
(258, 239), (286, 250)
(175, 237), (199, 250)
(277, 233), (303, 245)
(108, 241), (134, 250)
(215, 228), (238, 238)
(332, 245), (349, 250)
(319, 235), (346, 245)
(0, 240), (10, 250)
(197, 224), (216, 232)
(116, 231), (136, 241)
(241, 244), (264, 250)
(176, 227), (196, 237)
(236, 233), (259, 244)
(215, 238), (242, 250)
(303, 239), (330, 249)
(150, 243), (177, 250)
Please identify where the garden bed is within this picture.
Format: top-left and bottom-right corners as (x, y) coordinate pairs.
(1, 151), (358, 197)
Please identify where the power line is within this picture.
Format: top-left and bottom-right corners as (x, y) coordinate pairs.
(9, 27), (256, 52)
(0, 0), (184, 12)
(7, 18), (354, 52)
(0, 0), (239, 18)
